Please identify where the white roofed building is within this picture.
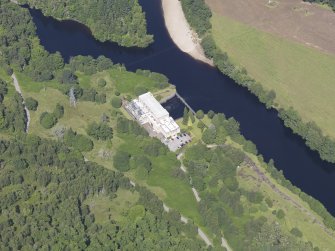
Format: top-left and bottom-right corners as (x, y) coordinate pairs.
(139, 92), (169, 120)
(126, 92), (180, 139)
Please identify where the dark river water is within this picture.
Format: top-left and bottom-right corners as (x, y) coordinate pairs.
(26, 0), (335, 215)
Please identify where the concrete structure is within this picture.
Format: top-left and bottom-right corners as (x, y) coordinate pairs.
(126, 92), (180, 139)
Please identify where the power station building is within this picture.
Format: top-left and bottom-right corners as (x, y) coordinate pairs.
(126, 92), (180, 139)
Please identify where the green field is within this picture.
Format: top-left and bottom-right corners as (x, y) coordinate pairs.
(211, 14), (335, 139)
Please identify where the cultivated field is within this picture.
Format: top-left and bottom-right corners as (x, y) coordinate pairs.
(206, 0), (335, 138)
(206, 0), (335, 56)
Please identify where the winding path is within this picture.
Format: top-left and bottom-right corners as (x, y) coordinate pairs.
(178, 152), (233, 250)
(130, 179), (213, 246)
(11, 74), (30, 133)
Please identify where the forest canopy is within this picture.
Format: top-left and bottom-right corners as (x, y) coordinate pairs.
(20, 0), (154, 47)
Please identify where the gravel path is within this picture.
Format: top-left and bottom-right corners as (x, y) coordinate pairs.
(11, 74), (30, 133)
(129, 179), (212, 246)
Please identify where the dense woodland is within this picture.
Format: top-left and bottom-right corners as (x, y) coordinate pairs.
(20, 0), (153, 47)
(0, 0), (64, 81)
(181, 0), (335, 164)
(0, 133), (207, 250)
(304, 0), (335, 10)
(0, 79), (26, 133)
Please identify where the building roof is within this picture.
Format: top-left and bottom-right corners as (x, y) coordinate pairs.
(139, 92), (169, 119)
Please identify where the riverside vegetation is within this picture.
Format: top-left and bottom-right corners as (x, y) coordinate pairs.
(304, 0), (335, 10)
(1, 0), (335, 250)
(180, 0), (335, 164)
(19, 0), (153, 47)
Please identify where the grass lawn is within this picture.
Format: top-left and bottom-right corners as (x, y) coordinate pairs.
(211, 14), (335, 138)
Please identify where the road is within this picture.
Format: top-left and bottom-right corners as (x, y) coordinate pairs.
(178, 151), (233, 249)
(130, 180), (213, 246)
(11, 73), (30, 133)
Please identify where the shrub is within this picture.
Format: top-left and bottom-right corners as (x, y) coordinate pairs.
(265, 198), (273, 208)
(25, 97), (38, 111)
(111, 96), (122, 108)
(95, 93), (106, 104)
(276, 209), (285, 219)
(113, 151), (131, 172)
(58, 69), (77, 84)
(81, 88), (97, 102)
(54, 103), (64, 119)
(290, 227), (303, 238)
(98, 79), (107, 88)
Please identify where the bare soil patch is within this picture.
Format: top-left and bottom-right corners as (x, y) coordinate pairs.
(206, 0), (335, 56)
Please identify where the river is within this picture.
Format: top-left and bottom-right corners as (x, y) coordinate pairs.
(26, 0), (335, 215)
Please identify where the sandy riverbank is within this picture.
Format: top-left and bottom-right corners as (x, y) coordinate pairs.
(161, 0), (213, 66)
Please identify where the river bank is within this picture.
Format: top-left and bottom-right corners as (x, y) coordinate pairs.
(161, 0), (213, 66)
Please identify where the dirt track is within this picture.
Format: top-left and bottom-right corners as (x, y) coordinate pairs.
(206, 0), (335, 56)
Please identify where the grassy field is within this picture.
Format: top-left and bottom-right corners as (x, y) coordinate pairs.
(211, 14), (335, 139)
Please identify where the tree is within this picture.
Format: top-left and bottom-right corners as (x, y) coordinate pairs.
(196, 110), (205, 119)
(189, 111), (195, 124)
(58, 69), (77, 84)
(207, 110), (215, 119)
(202, 126), (216, 144)
(113, 151), (131, 172)
(111, 97), (122, 108)
(134, 155), (152, 173)
(182, 107), (189, 125)
(290, 227), (303, 238)
(197, 121), (205, 130)
(87, 122), (113, 141)
(25, 97), (38, 111)
(40, 112), (57, 129)
(64, 128), (93, 152)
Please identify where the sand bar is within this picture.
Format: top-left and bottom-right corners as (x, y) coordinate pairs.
(161, 0), (213, 66)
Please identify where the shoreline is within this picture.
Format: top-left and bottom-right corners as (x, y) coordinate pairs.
(161, 0), (214, 66)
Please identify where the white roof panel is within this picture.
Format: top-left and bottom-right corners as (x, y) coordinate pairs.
(139, 92), (169, 119)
